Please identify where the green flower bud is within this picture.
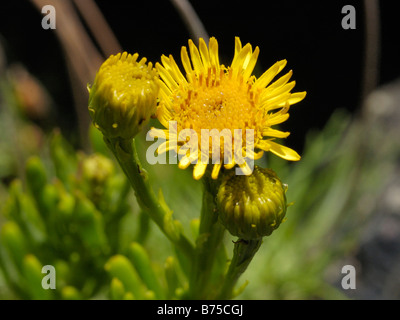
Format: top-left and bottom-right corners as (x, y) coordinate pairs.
(82, 153), (114, 184)
(217, 166), (288, 240)
(88, 52), (159, 140)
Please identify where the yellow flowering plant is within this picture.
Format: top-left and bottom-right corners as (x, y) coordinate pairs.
(152, 37), (305, 180)
(0, 0), (395, 303)
(88, 36), (305, 299)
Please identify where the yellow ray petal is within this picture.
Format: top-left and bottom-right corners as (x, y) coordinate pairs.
(268, 113), (290, 126)
(193, 162), (208, 180)
(262, 127), (290, 138)
(243, 147), (264, 160)
(243, 46), (260, 81)
(238, 160), (253, 176)
(181, 46), (193, 77)
(161, 55), (187, 85)
(268, 140), (301, 161)
(209, 37), (220, 73)
(262, 92), (292, 111)
(277, 91), (307, 107)
(199, 38), (210, 70)
(157, 107), (173, 127)
(157, 140), (178, 154)
(261, 81), (296, 102)
(211, 163), (222, 179)
(231, 43), (252, 78)
(267, 70), (293, 91)
(178, 152), (198, 169)
(158, 78), (172, 96)
(148, 128), (169, 139)
(253, 150), (264, 160)
(234, 37), (242, 56)
(255, 59), (287, 89)
(224, 158), (236, 170)
(156, 63), (178, 91)
(189, 39), (204, 74)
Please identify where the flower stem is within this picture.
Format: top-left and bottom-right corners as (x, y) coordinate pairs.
(217, 238), (262, 300)
(104, 136), (194, 261)
(189, 175), (225, 299)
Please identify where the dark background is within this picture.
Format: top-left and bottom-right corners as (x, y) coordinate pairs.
(0, 0), (399, 152)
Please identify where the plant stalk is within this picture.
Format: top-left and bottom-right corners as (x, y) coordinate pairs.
(217, 238), (262, 299)
(189, 175), (225, 299)
(104, 136), (194, 261)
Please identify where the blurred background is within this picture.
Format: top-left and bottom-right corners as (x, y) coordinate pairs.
(0, 0), (399, 300)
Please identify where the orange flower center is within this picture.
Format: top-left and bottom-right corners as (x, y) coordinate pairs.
(170, 70), (264, 141)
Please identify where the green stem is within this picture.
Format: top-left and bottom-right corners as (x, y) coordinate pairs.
(104, 136), (194, 261)
(217, 238), (262, 300)
(135, 210), (150, 244)
(189, 175), (225, 299)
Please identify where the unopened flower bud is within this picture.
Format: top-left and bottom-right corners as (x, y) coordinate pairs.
(217, 166), (288, 240)
(82, 153), (114, 184)
(88, 52), (159, 140)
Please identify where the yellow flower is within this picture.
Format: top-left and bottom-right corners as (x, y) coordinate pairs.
(151, 37), (306, 180)
(88, 52), (159, 140)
